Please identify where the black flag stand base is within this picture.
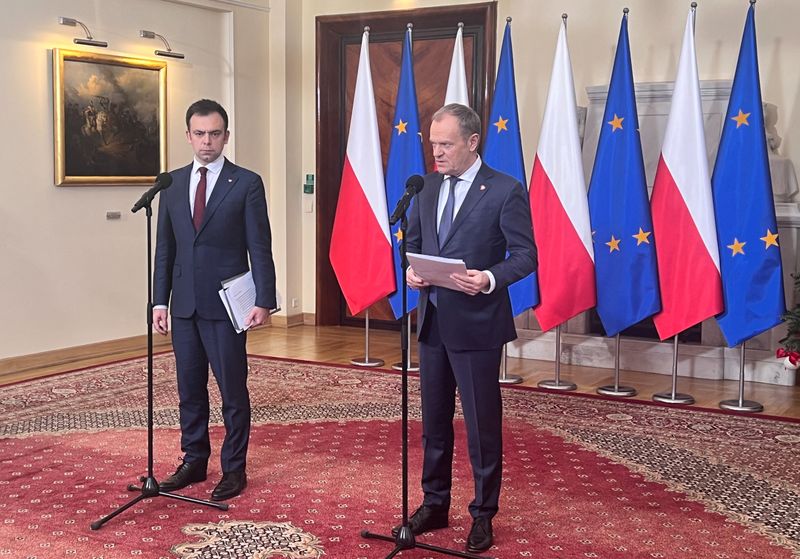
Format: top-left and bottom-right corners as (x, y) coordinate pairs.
(359, 211), (492, 559)
(91, 201), (226, 530)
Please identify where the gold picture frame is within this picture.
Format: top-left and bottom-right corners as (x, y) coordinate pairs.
(53, 49), (167, 185)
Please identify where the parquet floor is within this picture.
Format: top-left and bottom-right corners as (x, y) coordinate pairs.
(4, 324), (799, 418)
(244, 325), (800, 419)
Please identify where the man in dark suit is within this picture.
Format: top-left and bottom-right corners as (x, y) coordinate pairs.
(403, 104), (537, 553)
(152, 99), (276, 501)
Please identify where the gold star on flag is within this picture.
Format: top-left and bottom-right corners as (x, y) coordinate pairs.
(727, 238), (746, 256)
(394, 229), (403, 243)
(395, 119), (408, 134)
(494, 116), (509, 133)
(731, 109), (750, 128)
(760, 228), (779, 248)
(606, 235), (621, 252)
(632, 228), (652, 246)
(608, 114), (624, 131)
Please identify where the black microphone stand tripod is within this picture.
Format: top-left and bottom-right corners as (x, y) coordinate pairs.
(360, 209), (491, 559)
(91, 193), (227, 530)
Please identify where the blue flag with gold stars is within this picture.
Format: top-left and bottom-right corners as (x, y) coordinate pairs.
(587, 13), (660, 336)
(386, 27), (426, 319)
(712, 4), (785, 347)
(482, 20), (539, 316)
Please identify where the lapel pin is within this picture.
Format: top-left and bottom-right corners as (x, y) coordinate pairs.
(480, 184), (486, 191)
(228, 178), (233, 182)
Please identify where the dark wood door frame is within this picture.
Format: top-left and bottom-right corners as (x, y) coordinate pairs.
(316, 2), (497, 326)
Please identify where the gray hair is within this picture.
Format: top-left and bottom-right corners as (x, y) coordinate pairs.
(432, 103), (481, 140)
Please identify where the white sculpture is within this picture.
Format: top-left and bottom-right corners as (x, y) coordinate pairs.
(764, 102), (798, 202)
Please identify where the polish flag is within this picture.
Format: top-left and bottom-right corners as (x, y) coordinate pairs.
(329, 30), (394, 315)
(651, 9), (722, 340)
(529, 19), (596, 332)
(445, 24), (469, 106)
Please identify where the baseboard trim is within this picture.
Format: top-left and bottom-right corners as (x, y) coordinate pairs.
(0, 333), (173, 385)
(270, 313), (306, 328)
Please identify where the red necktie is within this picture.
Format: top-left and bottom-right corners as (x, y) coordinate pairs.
(193, 167), (208, 231)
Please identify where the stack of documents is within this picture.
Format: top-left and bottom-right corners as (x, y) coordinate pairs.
(218, 271), (281, 333)
(406, 252), (467, 290)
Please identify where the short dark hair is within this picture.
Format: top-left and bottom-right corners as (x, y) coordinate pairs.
(185, 99), (228, 131)
(432, 103), (481, 140)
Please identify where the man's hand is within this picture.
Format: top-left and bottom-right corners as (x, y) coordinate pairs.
(245, 306), (269, 328)
(450, 269), (489, 296)
(406, 266), (430, 289)
(153, 308), (169, 335)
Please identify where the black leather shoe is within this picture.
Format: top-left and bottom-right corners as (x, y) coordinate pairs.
(391, 504), (449, 536)
(211, 471), (247, 501)
(159, 461), (207, 492)
(466, 517), (493, 553)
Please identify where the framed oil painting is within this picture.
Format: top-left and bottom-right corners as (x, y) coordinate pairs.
(53, 49), (167, 185)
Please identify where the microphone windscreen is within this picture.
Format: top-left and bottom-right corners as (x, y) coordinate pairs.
(406, 174), (424, 193)
(156, 172), (173, 189)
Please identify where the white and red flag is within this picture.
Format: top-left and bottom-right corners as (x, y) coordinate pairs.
(329, 30), (394, 315)
(651, 9), (722, 340)
(529, 18), (596, 332)
(444, 24), (469, 106)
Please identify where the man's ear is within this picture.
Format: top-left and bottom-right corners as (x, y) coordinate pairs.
(468, 133), (480, 152)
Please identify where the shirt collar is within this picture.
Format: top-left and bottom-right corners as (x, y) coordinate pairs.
(444, 155), (482, 185)
(192, 155), (225, 175)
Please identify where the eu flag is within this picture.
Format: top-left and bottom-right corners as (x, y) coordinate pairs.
(386, 27), (426, 319)
(482, 20), (539, 316)
(587, 12), (660, 336)
(712, 4), (785, 347)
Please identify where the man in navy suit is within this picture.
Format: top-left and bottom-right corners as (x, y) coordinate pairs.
(403, 104), (537, 553)
(152, 99), (276, 501)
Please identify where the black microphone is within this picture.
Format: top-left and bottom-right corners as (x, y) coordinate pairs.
(131, 172), (173, 213)
(389, 175), (425, 225)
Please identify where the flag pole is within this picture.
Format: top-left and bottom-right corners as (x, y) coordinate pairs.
(597, 333), (637, 397)
(499, 344), (523, 384)
(351, 309), (384, 367)
(537, 17), (580, 396)
(538, 324), (577, 391)
(720, 342), (764, 412)
(653, 335), (694, 404)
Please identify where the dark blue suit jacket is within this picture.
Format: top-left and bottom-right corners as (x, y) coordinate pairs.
(407, 162), (537, 351)
(153, 158), (276, 320)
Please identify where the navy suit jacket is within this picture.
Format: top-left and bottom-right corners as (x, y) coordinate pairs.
(407, 163), (537, 351)
(153, 158), (276, 320)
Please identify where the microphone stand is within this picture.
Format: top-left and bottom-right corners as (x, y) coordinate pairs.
(361, 208), (489, 559)
(91, 193), (226, 530)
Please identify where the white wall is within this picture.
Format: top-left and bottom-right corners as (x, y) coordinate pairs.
(1, 0), (269, 359)
(297, 0), (800, 316)
(3, 0), (798, 360)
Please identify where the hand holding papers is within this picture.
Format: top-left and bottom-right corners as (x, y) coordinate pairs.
(406, 252), (467, 291)
(218, 271), (281, 333)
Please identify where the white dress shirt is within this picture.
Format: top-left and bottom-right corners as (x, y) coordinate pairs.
(436, 155), (496, 294)
(189, 155), (226, 217)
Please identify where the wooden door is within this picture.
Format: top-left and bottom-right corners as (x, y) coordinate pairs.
(316, 2), (497, 327)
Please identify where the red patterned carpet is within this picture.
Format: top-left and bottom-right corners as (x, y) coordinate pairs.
(1, 355), (799, 558)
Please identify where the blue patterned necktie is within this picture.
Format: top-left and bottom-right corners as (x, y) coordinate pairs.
(430, 177), (458, 308)
(438, 177), (458, 248)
